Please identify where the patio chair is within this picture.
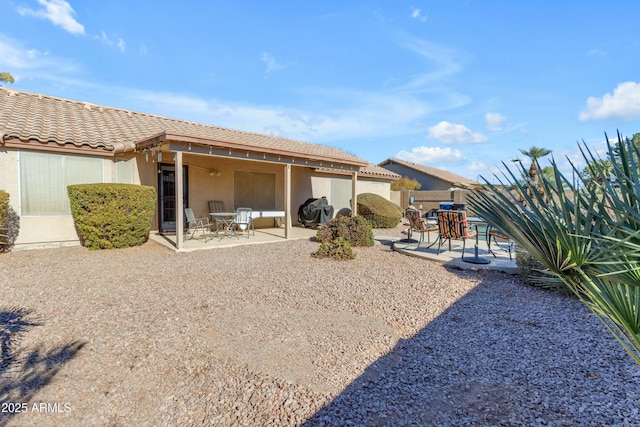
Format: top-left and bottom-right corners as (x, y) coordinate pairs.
(208, 200), (225, 214)
(234, 207), (254, 238)
(435, 209), (477, 259)
(405, 207), (438, 247)
(184, 208), (212, 243)
(487, 226), (514, 259)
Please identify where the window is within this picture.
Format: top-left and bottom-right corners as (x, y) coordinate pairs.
(20, 151), (103, 215)
(234, 171), (275, 210)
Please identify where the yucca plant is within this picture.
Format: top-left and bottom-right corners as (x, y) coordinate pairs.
(468, 132), (640, 365)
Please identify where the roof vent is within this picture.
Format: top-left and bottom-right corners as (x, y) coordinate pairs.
(83, 103), (92, 111)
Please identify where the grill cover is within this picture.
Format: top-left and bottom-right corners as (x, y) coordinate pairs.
(297, 197), (334, 228)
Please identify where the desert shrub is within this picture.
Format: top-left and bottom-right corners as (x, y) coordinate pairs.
(68, 183), (156, 250)
(316, 215), (374, 247)
(313, 237), (355, 260)
(356, 193), (402, 228)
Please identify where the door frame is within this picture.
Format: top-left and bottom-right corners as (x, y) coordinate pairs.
(158, 164), (188, 233)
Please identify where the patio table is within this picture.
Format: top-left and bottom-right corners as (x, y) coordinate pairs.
(210, 212), (239, 240)
(464, 217), (490, 264)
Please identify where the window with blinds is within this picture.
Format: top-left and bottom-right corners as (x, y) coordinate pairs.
(19, 151), (103, 215)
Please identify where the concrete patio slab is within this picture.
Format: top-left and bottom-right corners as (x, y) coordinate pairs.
(150, 226), (318, 252)
(390, 236), (518, 275)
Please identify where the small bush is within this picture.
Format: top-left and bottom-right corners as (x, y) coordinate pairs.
(68, 183), (156, 250)
(356, 193), (402, 228)
(313, 237), (355, 260)
(316, 215), (374, 247)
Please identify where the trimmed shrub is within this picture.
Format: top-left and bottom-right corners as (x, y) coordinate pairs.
(313, 237), (355, 260)
(316, 215), (374, 247)
(0, 190), (20, 252)
(356, 193), (402, 228)
(68, 183), (156, 250)
(0, 190), (8, 229)
(0, 190), (8, 248)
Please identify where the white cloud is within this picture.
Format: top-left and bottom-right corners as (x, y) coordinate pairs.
(260, 52), (283, 76)
(410, 7), (428, 23)
(579, 81), (640, 121)
(427, 121), (487, 144)
(97, 31), (126, 52)
(396, 146), (465, 164)
(17, 0), (85, 35)
(485, 112), (506, 131)
(0, 35), (82, 77)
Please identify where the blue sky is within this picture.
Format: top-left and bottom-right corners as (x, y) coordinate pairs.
(1, 1), (640, 181)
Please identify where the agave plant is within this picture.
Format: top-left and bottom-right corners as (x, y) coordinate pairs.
(468, 132), (640, 365)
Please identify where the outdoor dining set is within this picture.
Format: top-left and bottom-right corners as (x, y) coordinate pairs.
(404, 202), (514, 264)
(184, 201), (255, 243)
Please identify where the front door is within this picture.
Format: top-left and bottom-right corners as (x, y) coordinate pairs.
(158, 164), (188, 232)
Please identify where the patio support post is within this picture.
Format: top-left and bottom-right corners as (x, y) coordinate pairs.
(351, 171), (358, 216)
(176, 151), (184, 250)
(284, 163), (291, 239)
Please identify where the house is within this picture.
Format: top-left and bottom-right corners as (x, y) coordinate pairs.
(378, 157), (476, 190)
(0, 88), (400, 250)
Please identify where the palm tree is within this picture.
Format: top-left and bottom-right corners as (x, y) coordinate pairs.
(518, 145), (552, 201)
(469, 132), (640, 365)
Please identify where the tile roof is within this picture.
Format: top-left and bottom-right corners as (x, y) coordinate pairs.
(379, 157), (476, 186)
(314, 163), (401, 180)
(0, 87), (367, 166)
(359, 163), (402, 179)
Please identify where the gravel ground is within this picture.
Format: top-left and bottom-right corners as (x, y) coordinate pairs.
(1, 226), (640, 426)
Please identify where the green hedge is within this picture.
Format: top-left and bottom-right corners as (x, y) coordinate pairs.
(356, 193), (402, 228)
(0, 190), (8, 246)
(68, 183), (156, 250)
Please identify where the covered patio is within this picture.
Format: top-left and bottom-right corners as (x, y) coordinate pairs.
(135, 131), (370, 251)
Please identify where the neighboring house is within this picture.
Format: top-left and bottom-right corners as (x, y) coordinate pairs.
(0, 88), (398, 250)
(378, 157), (476, 190)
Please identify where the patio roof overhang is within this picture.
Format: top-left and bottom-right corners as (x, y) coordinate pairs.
(135, 131), (368, 172)
(138, 131), (363, 251)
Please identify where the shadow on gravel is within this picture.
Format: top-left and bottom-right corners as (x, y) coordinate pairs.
(0, 308), (85, 427)
(302, 271), (640, 427)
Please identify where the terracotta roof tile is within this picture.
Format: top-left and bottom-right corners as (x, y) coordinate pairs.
(0, 88), (367, 166)
(314, 163), (401, 180)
